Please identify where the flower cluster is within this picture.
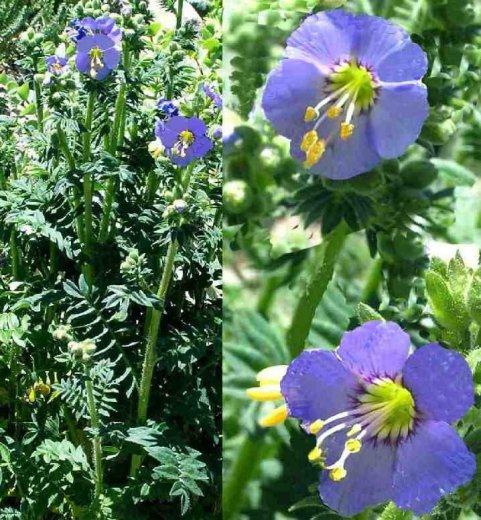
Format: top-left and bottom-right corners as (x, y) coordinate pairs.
(262, 10), (429, 179)
(248, 321), (475, 516)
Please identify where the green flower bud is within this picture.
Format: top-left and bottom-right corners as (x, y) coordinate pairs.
(224, 180), (252, 214)
(400, 161), (437, 189)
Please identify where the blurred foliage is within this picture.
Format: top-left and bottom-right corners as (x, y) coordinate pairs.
(224, 0), (481, 518)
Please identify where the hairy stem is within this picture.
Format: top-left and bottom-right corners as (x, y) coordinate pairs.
(82, 90), (96, 286)
(176, 0), (184, 29)
(98, 78), (127, 242)
(130, 239), (179, 476)
(10, 229), (20, 279)
(286, 221), (349, 357)
(85, 373), (103, 498)
(34, 79), (43, 132)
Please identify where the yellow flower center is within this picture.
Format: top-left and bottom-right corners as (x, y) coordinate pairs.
(329, 60), (377, 111)
(300, 59), (378, 169)
(179, 130), (195, 146)
(306, 377), (416, 482)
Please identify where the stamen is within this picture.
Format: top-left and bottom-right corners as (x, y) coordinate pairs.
(304, 106), (318, 122)
(340, 122), (354, 140)
(256, 365), (288, 384)
(300, 130), (318, 152)
(303, 139), (325, 168)
(309, 419), (325, 434)
(345, 438), (362, 453)
(308, 446), (323, 462)
(246, 385), (282, 401)
(329, 467), (347, 481)
(326, 106), (342, 119)
(259, 404), (288, 428)
(347, 424), (362, 437)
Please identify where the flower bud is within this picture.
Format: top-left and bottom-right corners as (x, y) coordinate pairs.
(52, 324), (72, 341)
(224, 180), (252, 214)
(172, 199), (188, 213)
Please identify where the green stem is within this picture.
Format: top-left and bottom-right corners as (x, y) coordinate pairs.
(176, 0), (184, 29)
(34, 79), (43, 132)
(10, 229), (20, 279)
(256, 274), (282, 317)
(222, 433), (267, 520)
(49, 241), (58, 279)
(82, 90), (96, 286)
(146, 170), (159, 203)
(85, 372), (103, 498)
(57, 125), (75, 169)
(286, 221), (349, 357)
(57, 125), (85, 242)
(98, 81), (127, 242)
(360, 256), (383, 303)
(130, 239), (179, 476)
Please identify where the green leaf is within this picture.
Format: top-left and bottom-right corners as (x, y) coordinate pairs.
(16, 83), (29, 101)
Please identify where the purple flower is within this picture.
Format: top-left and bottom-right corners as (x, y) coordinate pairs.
(155, 116), (213, 166)
(46, 55), (68, 75)
(279, 321), (475, 516)
(75, 33), (121, 80)
(212, 126), (222, 139)
(202, 83), (222, 109)
(262, 10), (429, 179)
(157, 98), (179, 118)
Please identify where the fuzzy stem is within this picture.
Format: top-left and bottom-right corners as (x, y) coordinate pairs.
(286, 221), (349, 357)
(130, 239), (179, 476)
(10, 229), (20, 279)
(176, 0), (184, 29)
(98, 78), (127, 242)
(34, 79), (43, 132)
(82, 90), (96, 286)
(57, 125), (85, 244)
(85, 372), (103, 498)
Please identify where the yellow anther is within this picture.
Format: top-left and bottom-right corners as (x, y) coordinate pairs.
(303, 139), (326, 168)
(304, 106), (318, 122)
(327, 106), (342, 119)
(300, 130), (319, 152)
(258, 404), (288, 428)
(309, 419), (325, 434)
(347, 424), (362, 437)
(329, 467), (347, 481)
(345, 439), (362, 453)
(246, 385), (282, 402)
(340, 122), (354, 140)
(308, 446), (323, 462)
